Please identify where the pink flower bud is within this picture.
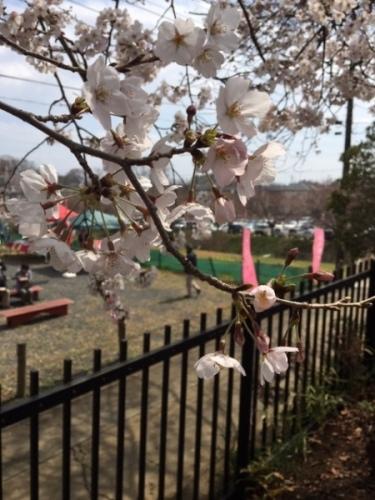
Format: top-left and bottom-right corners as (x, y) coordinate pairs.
(255, 331), (270, 353)
(295, 341), (305, 363)
(312, 271), (335, 282)
(284, 247), (299, 267)
(234, 322), (245, 347)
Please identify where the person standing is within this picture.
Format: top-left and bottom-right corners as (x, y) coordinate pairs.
(185, 246), (201, 298)
(14, 263), (33, 305)
(0, 258), (9, 308)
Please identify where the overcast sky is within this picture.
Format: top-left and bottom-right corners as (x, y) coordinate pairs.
(0, 0), (373, 185)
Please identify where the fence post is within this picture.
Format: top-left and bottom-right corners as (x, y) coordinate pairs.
(117, 318), (126, 354)
(208, 257), (216, 277)
(236, 322), (255, 474)
(16, 343), (26, 398)
(365, 259), (375, 369)
(256, 260), (260, 282)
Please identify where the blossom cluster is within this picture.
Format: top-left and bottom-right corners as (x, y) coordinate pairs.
(2, 0), (363, 385)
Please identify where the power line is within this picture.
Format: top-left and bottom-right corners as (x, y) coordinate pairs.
(66, 0), (172, 20)
(0, 73), (80, 91)
(0, 95), (64, 107)
(65, 0), (101, 14)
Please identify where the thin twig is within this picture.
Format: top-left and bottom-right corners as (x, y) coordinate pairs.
(237, 0), (265, 63)
(34, 113), (82, 124)
(0, 33), (85, 76)
(275, 295), (375, 311)
(0, 98), (235, 294)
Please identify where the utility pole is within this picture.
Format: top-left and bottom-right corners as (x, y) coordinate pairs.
(342, 97), (354, 179)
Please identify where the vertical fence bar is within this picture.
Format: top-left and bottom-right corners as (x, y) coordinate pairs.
(138, 333), (150, 500)
(236, 319), (255, 472)
(16, 343), (27, 398)
(365, 260), (375, 367)
(333, 308), (342, 377)
(272, 310), (283, 443)
(223, 330), (235, 492)
(249, 344), (259, 460)
(261, 317), (273, 450)
(30, 370), (39, 500)
(115, 340), (127, 500)
(91, 349), (102, 500)
(282, 313), (292, 439)
(117, 318), (126, 354)
(302, 307), (312, 398)
(216, 307), (223, 325)
(176, 320), (189, 500)
(311, 301), (320, 386)
(208, 312), (222, 499)
(326, 289), (335, 373)
(193, 314), (207, 500)
(319, 292), (328, 384)
(359, 270), (368, 340)
(62, 359), (72, 500)
(0, 385), (2, 500)
(158, 326), (171, 500)
(353, 265), (362, 336)
(291, 314), (303, 436)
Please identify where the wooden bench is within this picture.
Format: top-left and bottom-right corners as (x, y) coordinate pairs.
(0, 299), (74, 328)
(10, 285), (43, 301)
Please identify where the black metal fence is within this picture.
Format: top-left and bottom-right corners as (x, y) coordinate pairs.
(0, 261), (374, 500)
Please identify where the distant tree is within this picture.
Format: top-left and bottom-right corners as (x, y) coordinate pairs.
(0, 155), (35, 196)
(329, 122), (375, 261)
(59, 168), (84, 187)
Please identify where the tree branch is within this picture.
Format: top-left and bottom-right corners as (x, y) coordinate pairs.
(33, 113), (82, 124)
(0, 98), (193, 168)
(237, 0), (266, 63)
(0, 33), (85, 76)
(0, 97), (235, 294)
(275, 295), (375, 311)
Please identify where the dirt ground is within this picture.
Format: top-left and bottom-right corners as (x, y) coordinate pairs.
(0, 262), (229, 401)
(281, 402), (375, 499)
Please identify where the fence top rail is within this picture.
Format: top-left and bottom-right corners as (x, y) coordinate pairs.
(0, 268), (371, 428)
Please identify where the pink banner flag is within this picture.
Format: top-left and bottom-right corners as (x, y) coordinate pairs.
(312, 227), (325, 273)
(242, 228), (258, 286)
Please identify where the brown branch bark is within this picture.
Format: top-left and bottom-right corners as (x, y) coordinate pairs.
(0, 33), (85, 76)
(237, 0), (266, 63)
(0, 98), (235, 294)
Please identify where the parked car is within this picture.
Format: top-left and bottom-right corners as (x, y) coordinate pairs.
(253, 221), (271, 236)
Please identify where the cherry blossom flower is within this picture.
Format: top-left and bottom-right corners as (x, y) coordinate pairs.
(83, 55), (129, 130)
(30, 235), (82, 273)
(203, 137), (248, 188)
(213, 195), (236, 224)
(250, 285), (277, 312)
(120, 76), (149, 115)
(154, 18), (205, 66)
(20, 164), (60, 202)
(120, 227), (158, 263)
(150, 138), (173, 193)
(254, 331), (298, 384)
(236, 142), (285, 205)
(101, 124), (151, 174)
(194, 352), (245, 379)
(193, 45), (225, 77)
(78, 245), (141, 278)
(260, 347), (299, 385)
(205, 3), (241, 52)
(123, 106), (159, 141)
(6, 198), (55, 238)
(216, 77), (272, 137)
